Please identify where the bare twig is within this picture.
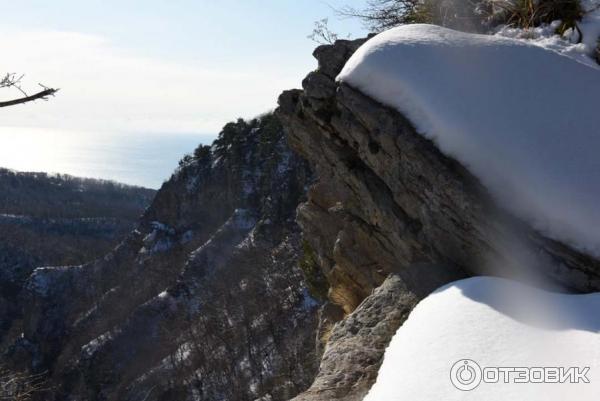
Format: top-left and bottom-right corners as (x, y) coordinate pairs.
(0, 85), (59, 108)
(308, 18), (340, 44)
(0, 364), (51, 400)
(334, 0), (421, 32)
(0, 73), (59, 108)
(0, 73), (28, 96)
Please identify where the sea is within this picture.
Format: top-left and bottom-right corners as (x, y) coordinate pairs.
(0, 127), (215, 189)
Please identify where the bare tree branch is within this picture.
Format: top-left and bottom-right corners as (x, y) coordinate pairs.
(308, 18), (341, 44)
(0, 86), (59, 108)
(0, 364), (51, 400)
(0, 73), (59, 108)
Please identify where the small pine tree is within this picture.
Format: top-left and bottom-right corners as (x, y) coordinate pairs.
(193, 145), (211, 162)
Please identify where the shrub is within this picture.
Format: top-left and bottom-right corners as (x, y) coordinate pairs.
(336, 0), (425, 33)
(337, 0), (584, 33)
(298, 240), (329, 302)
(487, 0), (584, 31)
(337, 0), (499, 33)
(308, 18), (340, 44)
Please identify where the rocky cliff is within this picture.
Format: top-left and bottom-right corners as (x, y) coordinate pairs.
(276, 37), (600, 400)
(3, 115), (319, 401)
(4, 34), (600, 401)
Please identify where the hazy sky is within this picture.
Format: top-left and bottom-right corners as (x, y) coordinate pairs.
(0, 0), (368, 137)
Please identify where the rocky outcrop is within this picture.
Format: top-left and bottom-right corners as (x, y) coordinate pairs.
(277, 37), (600, 399)
(292, 275), (418, 401)
(3, 115), (320, 401)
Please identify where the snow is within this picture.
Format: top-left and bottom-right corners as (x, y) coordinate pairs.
(338, 24), (600, 256)
(211, 154), (222, 168)
(81, 329), (120, 358)
(139, 221), (176, 255)
(365, 277), (600, 401)
(186, 175), (199, 192)
(150, 221), (175, 235)
(0, 213), (30, 220)
(579, 0), (600, 53)
(27, 266), (72, 297)
(173, 341), (193, 363)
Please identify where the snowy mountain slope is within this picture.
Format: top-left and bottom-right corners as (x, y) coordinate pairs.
(0, 170), (154, 346)
(4, 115), (319, 401)
(338, 24), (600, 257)
(365, 277), (600, 401)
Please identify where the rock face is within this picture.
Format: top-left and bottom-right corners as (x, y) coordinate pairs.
(292, 275), (418, 401)
(3, 115), (320, 401)
(277, 37), (600, 399)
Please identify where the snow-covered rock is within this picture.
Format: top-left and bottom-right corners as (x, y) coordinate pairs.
(278, 29), (600, 401)
(365, 277), (600, 400)
(339, 24), (600, 256)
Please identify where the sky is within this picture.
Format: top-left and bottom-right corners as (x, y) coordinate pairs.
(0, 0), (368, 137)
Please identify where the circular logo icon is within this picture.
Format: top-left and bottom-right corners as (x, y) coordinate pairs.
(450, 359), (482, 391)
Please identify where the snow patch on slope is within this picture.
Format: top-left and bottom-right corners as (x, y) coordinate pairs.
(365, 277), (600, 401)
(338, 24), (600, 256)
(27, 265), (74, 297)
(81, 329), (121, 358)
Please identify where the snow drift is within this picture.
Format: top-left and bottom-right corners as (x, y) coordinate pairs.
(365, 277), (600, 401)
(338, 24), (600, 256)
